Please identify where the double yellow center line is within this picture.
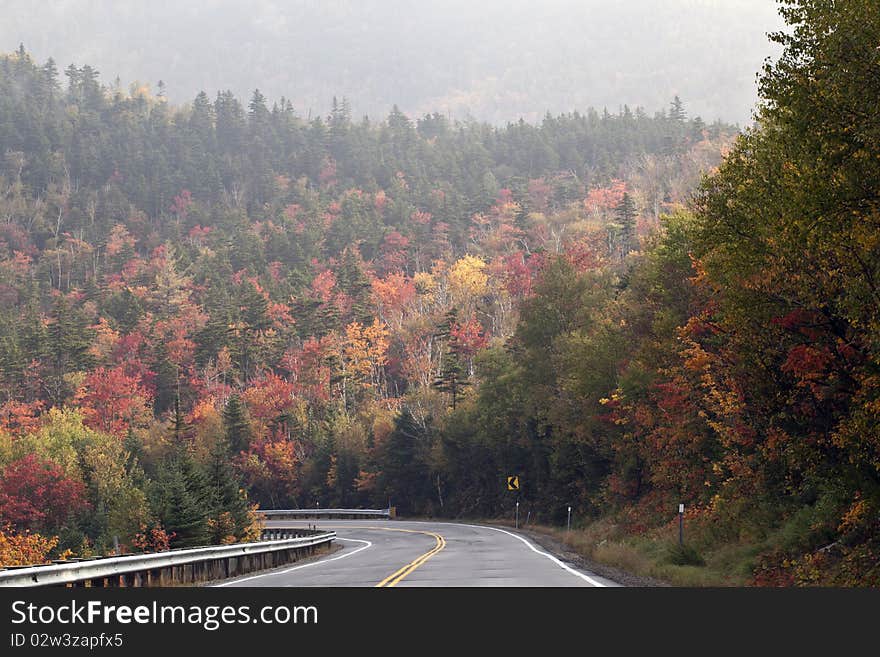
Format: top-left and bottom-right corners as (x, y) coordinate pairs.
(374, 529), (446, 587)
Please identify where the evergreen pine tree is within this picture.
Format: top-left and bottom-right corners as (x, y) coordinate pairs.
(433, 309), (469, 409)
(171, 396), (191, 444)
(156, 446), (211, 548)
(614, 192), (638, 258)
(669, 96), (687, 122)
(248, 89), (270, 126)
(206, 434), (251, 543)
(378, 408), (432, 516)
(46, 295), (93, 405)
(336, 247), (373, 325)
(40, 57), (59, 98)
(223, 394), (251, 454)
(152, 351), (178, 416)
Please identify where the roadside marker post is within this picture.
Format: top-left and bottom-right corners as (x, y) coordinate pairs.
(678, 503), (684, 547)
(567, 506), (571, 534)
(507, 475), (521, 528)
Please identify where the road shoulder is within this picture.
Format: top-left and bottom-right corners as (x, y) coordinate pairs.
(201, 543), (345, 587)
(480, 523), (670, 587)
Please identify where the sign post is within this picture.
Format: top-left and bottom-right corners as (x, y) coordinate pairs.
(678, 503), (684, 547)
(508, 475), (521, 529)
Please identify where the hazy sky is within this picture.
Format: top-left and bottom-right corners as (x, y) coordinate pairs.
(1, 0), (784, 125)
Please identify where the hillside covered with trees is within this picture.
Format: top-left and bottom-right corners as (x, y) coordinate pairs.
(1, 0), (877, 586)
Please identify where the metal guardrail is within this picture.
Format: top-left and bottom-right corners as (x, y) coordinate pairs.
(260, 508), (395, 519)
(0, 531), (336, 587)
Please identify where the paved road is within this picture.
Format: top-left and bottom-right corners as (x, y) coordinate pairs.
(216, 520), (618, 587)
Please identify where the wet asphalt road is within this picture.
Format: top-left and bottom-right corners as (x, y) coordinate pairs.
(216, 520), (619, 587)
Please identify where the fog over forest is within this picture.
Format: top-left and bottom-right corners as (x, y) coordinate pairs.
(2, 0), (782, 124)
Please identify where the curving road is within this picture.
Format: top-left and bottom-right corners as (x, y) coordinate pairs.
(216, 520), (619, 587)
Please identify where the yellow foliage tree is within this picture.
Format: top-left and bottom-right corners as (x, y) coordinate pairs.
(448, 254), (488, 303)
(342, 319), (390, 402)
(0, 527), (58, 566)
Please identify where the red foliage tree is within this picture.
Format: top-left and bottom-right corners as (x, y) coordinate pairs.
(75, 366), (154, 437)
(378, 231), (410, 274)
(451, 316), (489, 358)
(0, 454), (88, 533)
(311, 269), (337, 303)
(170, 189), (193, 220)
(502, 252), (543, 299)
(282, 336), (336, 405)
(584, 180), (627, 219)
(0, 400), (45, 436)
(242, 373), (297, 439)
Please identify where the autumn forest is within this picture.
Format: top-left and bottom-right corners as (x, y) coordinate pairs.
(1, 1), (878, 585)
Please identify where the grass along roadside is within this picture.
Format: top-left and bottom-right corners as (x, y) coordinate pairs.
(487, 516), (755, 587)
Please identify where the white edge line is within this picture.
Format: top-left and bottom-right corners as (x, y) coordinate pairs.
(213, 538), (372, 587)
(448, 522), (608, 587)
